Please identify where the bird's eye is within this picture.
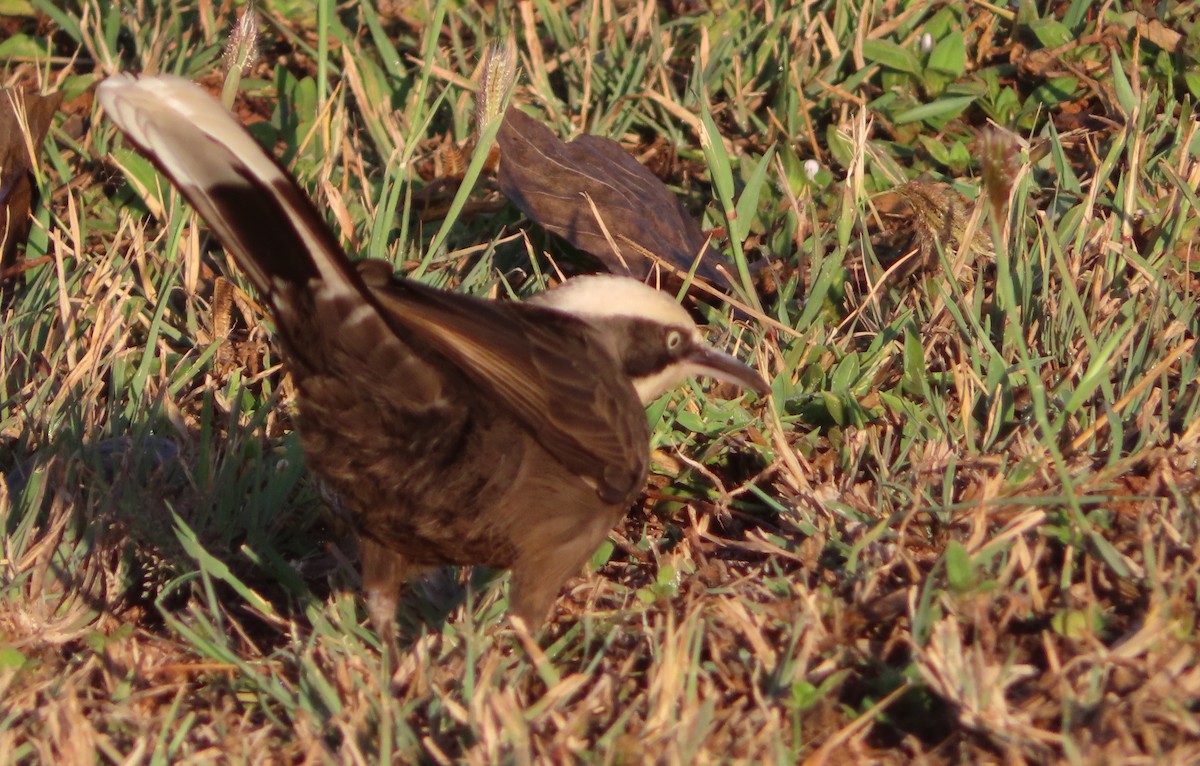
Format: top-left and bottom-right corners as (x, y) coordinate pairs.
(665, 330), (684, 351)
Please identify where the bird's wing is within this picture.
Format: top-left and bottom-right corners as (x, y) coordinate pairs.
(365, 276), (650, 506)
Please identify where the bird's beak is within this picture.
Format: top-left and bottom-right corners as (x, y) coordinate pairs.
(688, 346), (770, 396)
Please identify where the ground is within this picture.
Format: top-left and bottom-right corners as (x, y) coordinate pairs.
(2, 1), (1199, 763)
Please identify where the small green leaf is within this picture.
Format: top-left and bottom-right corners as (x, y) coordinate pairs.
(902, 329), (928, 395)
(947, 141), (971, 170)
(645, 395), (672, 427)
(918, 135), (951, 166)
(1052, 609), (1092, 639)
(1028, 18), (1072, 48)
(0, 646), (27, 670)
(1109, 50), (1137, 118)
(862, 39), (921, 75)
(945, 541), (975, 592)
(589, 539), (615, 569)
(1025, 77), (1079, 111)
(699, 103), (736, 209)
(1062, 0), (1091, 28)
(830, 354), (860, 391)
(733, 145), (776, 242)
(821, 391), (844, 424)
(1087, 529), (1131, 578)
(656, 564), (677, 589)
(790, 680), (821, 710)
(673, 410), (708, 432)
(1184, 71), (1200, 101)
(927, 33), (966, 77)
(824, 123), (855, 170)
(894, 94), (977, 125)
(0, 33), (48, 58)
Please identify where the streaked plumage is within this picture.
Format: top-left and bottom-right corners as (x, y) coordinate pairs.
(97, 74), (767, 634)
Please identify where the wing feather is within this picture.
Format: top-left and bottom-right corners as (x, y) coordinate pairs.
(366, 276), (649, 505)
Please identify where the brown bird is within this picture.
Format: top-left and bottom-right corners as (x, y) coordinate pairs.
(97, 74), (768, 635)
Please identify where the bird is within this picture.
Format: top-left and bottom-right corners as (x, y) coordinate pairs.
(96, 73), (769, 636)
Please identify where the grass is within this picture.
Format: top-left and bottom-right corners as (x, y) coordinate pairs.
(2, 0), (1200, 762)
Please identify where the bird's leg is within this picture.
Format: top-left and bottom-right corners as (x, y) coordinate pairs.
(360, 536), (424, 643)
(507, 522), (614, 628)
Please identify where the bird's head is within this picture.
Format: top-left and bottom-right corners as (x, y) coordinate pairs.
(529, 275), (769, 403)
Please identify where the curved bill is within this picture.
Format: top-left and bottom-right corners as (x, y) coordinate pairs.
(687, 346), (770, 396)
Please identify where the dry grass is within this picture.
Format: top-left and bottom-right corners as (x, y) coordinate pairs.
(3, 0), (1200, 763)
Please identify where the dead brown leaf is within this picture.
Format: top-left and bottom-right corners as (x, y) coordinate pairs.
(497, 106), (732, 289)
(0, 87), (63, 280)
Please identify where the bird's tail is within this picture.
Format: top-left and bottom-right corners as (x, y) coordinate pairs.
(97, 74), (362, 305)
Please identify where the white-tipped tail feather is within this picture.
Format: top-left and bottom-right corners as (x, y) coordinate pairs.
(97, 74), (359, 300)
